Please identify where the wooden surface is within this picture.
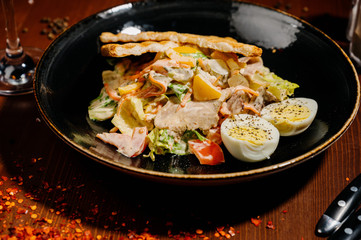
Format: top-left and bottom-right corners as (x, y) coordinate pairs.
(0, 0), (359, 239)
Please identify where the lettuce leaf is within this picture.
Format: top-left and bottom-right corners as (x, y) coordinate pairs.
(180, 52), (208, 59)
(146, 128), (206, 161)
(249, 67), (299, 101)
(88, 88), (117, 121)
(261, 71), (299, 96)
(168, 83), (189, 101)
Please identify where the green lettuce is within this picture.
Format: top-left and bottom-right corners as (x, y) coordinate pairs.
(168, 83), (189, 101)
(249, 67), (299, 101)
(181, 52), (208, 59)
(261, 71), (299, 96)
(146, 128), (206, 161)
(88, 88), (117, 121)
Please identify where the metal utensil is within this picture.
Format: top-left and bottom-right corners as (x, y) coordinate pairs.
(328, 207), (361, 240)
(315, 174), (361, 237)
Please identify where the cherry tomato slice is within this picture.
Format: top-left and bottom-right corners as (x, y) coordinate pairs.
(188, 139), (225, 165)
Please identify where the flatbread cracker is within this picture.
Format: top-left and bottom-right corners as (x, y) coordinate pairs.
(100, 31), (262, 57)
(101, 41), (179, 58)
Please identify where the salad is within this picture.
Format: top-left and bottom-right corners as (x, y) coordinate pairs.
(88, 31), (301, 165)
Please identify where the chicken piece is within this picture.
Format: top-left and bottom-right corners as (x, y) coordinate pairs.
(96, 127), (148, 158)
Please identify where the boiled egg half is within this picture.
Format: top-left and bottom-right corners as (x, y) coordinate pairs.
(260, 97), (318, 136)
(221, 114), (280, 162)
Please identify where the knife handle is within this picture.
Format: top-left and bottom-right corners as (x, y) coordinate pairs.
(316, 173), (361, 237)
(328, 207), (361, 240)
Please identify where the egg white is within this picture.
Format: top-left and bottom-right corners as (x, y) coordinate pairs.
(260, 97), (318, 136)
(221, 114), (280, 162)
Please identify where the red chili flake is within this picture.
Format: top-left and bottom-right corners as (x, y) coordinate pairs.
(1, 176), (8, 181)
(251, 217), (262, 227)
(91, 206), (99, 215)
(34, 217), (48, 225)
(346, 177), (350, 181)
(16, 208), (28, 214)
(6, 188), (19, 196)
(24, 192), (34, 199)
(219, 230), (226, 237)
(228, 227), (236, 237)
(282, 210), (288, 214)
(55, 195), (64, 203)
(266, 221), (275, 230)
(196, 229), (203, 235)
(42, 181), (50, 189)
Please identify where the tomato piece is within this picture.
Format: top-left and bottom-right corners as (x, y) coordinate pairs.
(188, 139), (225, 165)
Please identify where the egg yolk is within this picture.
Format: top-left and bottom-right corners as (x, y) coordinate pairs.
(173, 46), (201, 54)
(228, 126), (269, 145)
(270, 104), (310, 122)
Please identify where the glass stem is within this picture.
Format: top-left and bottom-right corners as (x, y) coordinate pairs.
(1, 0), (24, 60)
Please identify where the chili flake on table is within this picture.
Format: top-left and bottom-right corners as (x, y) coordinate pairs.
(266, 221), (276, 230)
(251, 217), (262, 227)
(0, 156), (244, 240)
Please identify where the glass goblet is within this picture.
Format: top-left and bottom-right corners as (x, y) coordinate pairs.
(0, 0), (43, 96)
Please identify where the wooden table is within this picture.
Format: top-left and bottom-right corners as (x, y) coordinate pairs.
(0, 0), (359, 239)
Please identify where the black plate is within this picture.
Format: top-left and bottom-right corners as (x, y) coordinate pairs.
(34, 0), (360, 185)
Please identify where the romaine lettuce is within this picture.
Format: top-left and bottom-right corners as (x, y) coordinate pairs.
(249, 67), (299, 101)
(146, 128), (206, 161)
(88, 88), (117, 121)
(168, 83), (189, 101)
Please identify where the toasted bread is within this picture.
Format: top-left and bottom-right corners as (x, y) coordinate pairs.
(101, 41), (179, 57)
(100, 31), (262, 57)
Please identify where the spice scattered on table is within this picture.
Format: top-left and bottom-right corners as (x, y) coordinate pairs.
(302, 6), (309, 13)
(40, 17), (70, 40)
(273, 1), (292, 11)
(251, 217), (262, 227)
(0, 156), (244, 239)
(266, 221), (276, 230)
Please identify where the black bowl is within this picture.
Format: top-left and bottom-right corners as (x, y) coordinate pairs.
(34, 0), (360, 185)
